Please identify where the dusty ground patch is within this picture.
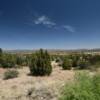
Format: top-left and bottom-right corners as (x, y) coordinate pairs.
(0, 62), (74, 100)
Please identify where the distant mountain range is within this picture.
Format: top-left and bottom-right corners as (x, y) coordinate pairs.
(3, 48), (100, 54)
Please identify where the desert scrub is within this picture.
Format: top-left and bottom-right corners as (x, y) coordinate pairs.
(78, 60), (90, 69)
(1, 54), (16, 68)
(59, 72), (100, 100)
(62, 58), (72, 70)
(4, 69), (19, 80)
(29, 49), (52, 76)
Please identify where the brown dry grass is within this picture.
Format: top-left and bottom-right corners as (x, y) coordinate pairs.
(0, 61), (75, 100)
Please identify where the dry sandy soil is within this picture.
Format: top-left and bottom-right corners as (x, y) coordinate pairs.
(0, 61), (75, 100)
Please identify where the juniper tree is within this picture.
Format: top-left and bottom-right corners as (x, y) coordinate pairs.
(29, 49), (52, 76)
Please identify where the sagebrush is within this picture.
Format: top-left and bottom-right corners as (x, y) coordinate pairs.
(4, 69), (19, 80)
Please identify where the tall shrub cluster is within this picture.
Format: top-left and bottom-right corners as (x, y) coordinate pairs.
(62, 58), (72, 70)
(1, 54), (16, 68)
(60, 54), (92, 70)
(0, 48), (16, 68)
(29, 49), (52, 76)
(78, 59), (90, 69)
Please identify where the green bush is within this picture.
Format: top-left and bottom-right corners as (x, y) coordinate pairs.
(1, 54), (16, 68)
(89, 55), (100, 65)
(72, 60), (78, 67)
(2, 61), (15, 68)
(71, 56), (79, 67)
(62, 58), (72, 70)
(56, 57), (61, 63)
(4, 69), (19, 80)
(16, 55), (27, 66)
(0, 48), (2, 55)
(78, 60), (89, 69)
(16, 56), (23, 65)
(59, 72), (100, 100)
(29, 49), (52, 76)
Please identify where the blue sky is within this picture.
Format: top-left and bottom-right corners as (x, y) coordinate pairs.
(0, 0), (100, 49)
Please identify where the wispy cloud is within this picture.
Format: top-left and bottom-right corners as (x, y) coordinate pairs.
(63, 25), (75, 32)
(33, 15), (76, 32)
(34, 15), (56, 27)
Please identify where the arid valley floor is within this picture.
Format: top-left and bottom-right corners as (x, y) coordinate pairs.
(0, 61), (75, 100)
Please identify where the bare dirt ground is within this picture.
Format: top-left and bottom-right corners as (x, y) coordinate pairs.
(0, 61), (75, 100)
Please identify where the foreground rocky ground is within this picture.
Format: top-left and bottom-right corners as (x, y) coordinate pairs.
(0, 62), (74, 100)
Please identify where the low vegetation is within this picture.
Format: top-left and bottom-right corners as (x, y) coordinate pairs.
(3, 69), (19, 80)
(29, 49), (52, 76)
(53, 54), (100, 70)
(62, 58), (72, 70)
(0, 48), (100, 100)
(59, 72), (100, 100)
(0, 48), (100, 71)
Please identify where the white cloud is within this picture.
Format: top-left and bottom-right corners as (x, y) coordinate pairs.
(63, 25), (75, 32)
(33, 15), (76, 31)
(34, 15), (56, 27)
